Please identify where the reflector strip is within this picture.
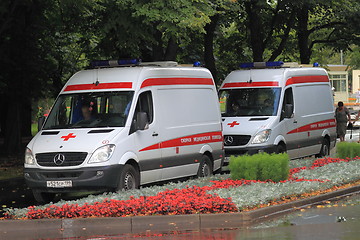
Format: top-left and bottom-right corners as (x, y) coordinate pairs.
(286, 75), (329, 86)
(139, 131), (223, 152)
(287, 119), (336, 134)
(222, 81), (279, 88)
(141, 78), (214, 88)
(64, 82), (133, 92)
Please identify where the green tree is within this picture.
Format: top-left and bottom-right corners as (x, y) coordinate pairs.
(294, 0), (360, 64)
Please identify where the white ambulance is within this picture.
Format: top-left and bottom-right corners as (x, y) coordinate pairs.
(24, 60), (224, 203)
(219, 61), (336, 161)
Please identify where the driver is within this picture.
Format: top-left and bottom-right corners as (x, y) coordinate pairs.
(81, 101), (94, 120)
(262, 99), (273, 115)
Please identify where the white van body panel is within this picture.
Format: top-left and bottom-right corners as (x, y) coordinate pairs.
(25, 64), (224, 193)
(220, 67), (336, 160)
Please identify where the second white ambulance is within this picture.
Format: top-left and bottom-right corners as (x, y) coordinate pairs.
(219, 61), (336, 160)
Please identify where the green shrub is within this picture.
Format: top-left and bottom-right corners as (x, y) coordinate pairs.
(336, 142), (360, 159)
(229, 152), (289, 182)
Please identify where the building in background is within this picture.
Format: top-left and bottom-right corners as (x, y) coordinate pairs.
(352, 70), (360, 95)
(327, 65), (349, 103)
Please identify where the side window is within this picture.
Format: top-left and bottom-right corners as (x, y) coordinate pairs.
(134, 91), (154, 124)
(280, 87), (294, 121)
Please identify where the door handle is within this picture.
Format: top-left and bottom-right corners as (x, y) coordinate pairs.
(152, 133), (159, 137)
(293, 120), (298, 123)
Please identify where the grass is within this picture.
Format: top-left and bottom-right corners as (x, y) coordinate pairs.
(0, 167), (23, 180)
(31, 123), (38, 137)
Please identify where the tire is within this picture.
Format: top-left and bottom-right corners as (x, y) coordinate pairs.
(197, 155), (213, 177)
(32, 190), (56, 204)
(318, 138), (330, 157)
(116, 164), (140, 191)
(275, 144), (286, 154)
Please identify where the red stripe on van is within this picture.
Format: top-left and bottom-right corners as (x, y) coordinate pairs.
(139, 131), (223, 152)
(141, 78), (214, 88)
(221, 82), (279, 88)
(64, 82), (133, 92)
(286, 75), (329, 86)
(287, 119), (336, 134)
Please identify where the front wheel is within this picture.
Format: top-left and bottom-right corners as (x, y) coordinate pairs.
(197, 155), (213, 177)
(32, 190), (56, 204)
(275, 144), (286, 154)
(116, 164), (140, 191)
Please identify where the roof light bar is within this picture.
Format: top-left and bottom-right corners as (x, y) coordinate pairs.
(193, 61), (201, 67)
(90, 59), (140, 68)
(240, 61), (284, 69)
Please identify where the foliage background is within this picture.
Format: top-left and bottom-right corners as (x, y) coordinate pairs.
(0, 0), (360, 156)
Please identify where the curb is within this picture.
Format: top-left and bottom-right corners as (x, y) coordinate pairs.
(0, 185), (359, 239)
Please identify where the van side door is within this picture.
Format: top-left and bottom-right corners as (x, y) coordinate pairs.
(131, 90), (161, 184)
(278, 87), (299, 158)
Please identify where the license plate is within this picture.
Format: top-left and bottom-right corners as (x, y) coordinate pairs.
(47, 180), (72, 188)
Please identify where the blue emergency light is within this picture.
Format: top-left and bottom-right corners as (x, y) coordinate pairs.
(193, 61), (201, 67)
(90, 59), (140, 68)
(240, 61), (284, 68)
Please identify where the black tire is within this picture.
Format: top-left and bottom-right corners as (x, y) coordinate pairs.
(318, 138), (330, 157)
(116, 164), (140, 191)
(32, 190), (56, 204)
(197, 155), (213, 177)
(275, 144), (286, 154)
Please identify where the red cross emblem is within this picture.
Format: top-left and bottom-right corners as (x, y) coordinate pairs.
(228, 121), (240, 127)
(61, 133), (76, 141)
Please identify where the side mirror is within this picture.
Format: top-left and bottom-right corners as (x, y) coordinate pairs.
(38, 116), (46, 131)
(135, 112), (149, 131)
(284, 104), (294, 118)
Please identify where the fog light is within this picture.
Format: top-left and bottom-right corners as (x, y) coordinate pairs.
(96, 171), (104, 176)
(24, 173), (30, 178)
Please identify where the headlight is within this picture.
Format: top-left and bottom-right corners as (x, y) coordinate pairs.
(88, 144), (115, 163)
(252, 129), (271, 144)
(25, 148), (35, 165)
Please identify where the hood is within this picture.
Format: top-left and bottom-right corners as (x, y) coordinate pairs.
(28, 128), (123, 154)
(222, 117), (276, 136)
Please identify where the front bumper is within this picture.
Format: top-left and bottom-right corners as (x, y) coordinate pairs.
(24, 165), (123, 193)
(224, 145), (277, 163)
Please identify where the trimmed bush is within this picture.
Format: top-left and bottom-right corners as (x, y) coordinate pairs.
(336, 141), (360, 159)
(229, 153), (289, 182)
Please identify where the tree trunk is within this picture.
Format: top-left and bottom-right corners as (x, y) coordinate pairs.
(297, 5), (311, 64)
(268, 15), (295, 61)
(244, 1), (265, 62)
(204, 14), (220, 84)
(4, 99), (22, 156)
(152, 29), (164, 61)
(164, 37), (178, 61)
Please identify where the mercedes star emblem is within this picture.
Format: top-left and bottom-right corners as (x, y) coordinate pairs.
(224, 136), (234, 145)
(54, 153), (66, 165)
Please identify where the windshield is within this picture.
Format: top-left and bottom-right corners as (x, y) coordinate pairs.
(43, 91), (134, 129)
(219, 88), (281, 117)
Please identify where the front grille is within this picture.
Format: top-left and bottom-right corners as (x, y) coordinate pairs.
(224, 135), (251, 146)
(36, 152), (88, 167)
(40, 172), (82, 179)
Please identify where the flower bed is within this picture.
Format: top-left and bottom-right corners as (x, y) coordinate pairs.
(4, 157), (360, 220)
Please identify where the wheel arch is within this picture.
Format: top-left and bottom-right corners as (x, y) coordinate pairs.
(199, 144), (214, 169)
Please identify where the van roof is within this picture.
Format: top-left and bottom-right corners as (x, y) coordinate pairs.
(220, 67), (329, 89)
(61, 65), (214, 94)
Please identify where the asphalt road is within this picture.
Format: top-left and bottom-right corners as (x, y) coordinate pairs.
(73, 193), (360, 240)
